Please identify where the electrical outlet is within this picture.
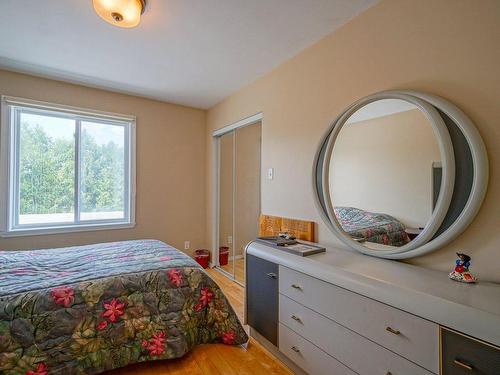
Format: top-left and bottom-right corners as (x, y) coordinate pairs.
(184, 241), (190, 250)
(227, 236), (232, 244)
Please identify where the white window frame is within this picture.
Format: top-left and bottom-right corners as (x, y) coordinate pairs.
(0, 96), (136, 237)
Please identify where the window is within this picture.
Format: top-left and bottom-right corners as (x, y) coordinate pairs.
(0, 96), (135, 236)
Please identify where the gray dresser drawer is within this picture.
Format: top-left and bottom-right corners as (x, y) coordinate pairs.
(279, 265), (439, 373)
(441, 327), (500, 375)
(280, 294), (434, 375)
(279, 323), (357, 375)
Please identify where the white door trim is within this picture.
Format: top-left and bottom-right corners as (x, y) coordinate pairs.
(212, 112), (263, 137)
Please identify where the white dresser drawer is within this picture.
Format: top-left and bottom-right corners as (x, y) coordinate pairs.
(279, 323), (356, 375)
(279, 266), (439, 373)
(280, 294), (434, 375)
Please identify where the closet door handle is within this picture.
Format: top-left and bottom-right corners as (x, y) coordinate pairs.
(386, 326), (401, 335)
(454, 359), (473, 371)
(266, 272), (277, 279)
(291, 284), (303, 291)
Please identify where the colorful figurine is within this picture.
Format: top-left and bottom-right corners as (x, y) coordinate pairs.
(449, 253), (477, 283)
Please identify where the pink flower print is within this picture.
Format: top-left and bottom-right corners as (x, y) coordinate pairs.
(96, 320), (108, 331)
(101, 298), (126, 323)
(26, 363), (48, 375)
(51, 286), (75, 307)
(222, 331), (236, 345)
(382, 234), (389, 245)
(194, 287), (213, 311)
(159, 256), (173, 261)
(142, 331), (166, 356)
(167, 269), (183, 287)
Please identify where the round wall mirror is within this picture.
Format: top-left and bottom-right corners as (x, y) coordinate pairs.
(313, 90), (488, 259)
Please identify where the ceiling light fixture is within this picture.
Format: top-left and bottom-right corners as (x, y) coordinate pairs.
(93, 0), (147, 28)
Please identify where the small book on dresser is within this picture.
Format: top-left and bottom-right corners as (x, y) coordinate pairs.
(256, 236), (326, 256)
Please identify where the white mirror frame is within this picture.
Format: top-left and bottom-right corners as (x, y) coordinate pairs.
(313, 90), (489, 259)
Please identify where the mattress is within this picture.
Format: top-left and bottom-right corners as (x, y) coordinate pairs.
(0, 240), (248, 374)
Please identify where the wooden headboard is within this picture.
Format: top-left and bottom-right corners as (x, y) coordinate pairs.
(259, 214), (315, 242)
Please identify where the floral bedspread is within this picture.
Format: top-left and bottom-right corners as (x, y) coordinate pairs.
(334, 207), (410, 247)
(0, 240), (248, 375)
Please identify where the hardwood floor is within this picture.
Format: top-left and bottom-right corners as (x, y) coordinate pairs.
(106, 268), (293, 375)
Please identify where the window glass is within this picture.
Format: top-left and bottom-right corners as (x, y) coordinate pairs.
(18, 112), (75, 225)
(80, 121), (126, 221)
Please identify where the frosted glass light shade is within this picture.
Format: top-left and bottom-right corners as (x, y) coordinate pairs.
(93, 0), (145, 28)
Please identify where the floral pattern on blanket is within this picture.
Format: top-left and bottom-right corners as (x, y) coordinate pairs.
(334, 207), (410, 247)
(0, 240), (248, 375)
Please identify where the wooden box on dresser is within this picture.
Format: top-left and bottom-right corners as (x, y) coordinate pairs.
(245, 241), (500, 375)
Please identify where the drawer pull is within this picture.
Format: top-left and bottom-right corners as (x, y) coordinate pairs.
(454, 359), (473, 371)
(291, 284), (303, 291)
(386, 372), (393, 375)
(291, 346), (301, 353)
(385, 326), (401, 335)
(291, 314), (303, 324)
(266, 272), (277, 279)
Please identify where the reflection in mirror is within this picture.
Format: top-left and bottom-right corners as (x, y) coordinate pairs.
(329, 99), (442, 248)
(218, 131), (234, 276)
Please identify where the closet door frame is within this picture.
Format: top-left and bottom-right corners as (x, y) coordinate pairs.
(212, 112), (263, 283)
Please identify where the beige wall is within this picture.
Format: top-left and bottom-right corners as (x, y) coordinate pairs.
(206, 0), (500, 281)
(0, 69), (206, 256)
(331, 109), (441, 228)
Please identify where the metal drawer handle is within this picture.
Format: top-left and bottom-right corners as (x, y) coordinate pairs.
(266, 272), (277, 279)
(291, 315), (303, 324)
(291, 346), (300, 353)
(386, 326), (401, 335)
(454, 359), (473, 371)
(291, 284), (303, 291)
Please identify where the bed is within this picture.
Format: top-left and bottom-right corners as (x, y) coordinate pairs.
(0, 240), (248, 375)
(334, 206), (410, 247)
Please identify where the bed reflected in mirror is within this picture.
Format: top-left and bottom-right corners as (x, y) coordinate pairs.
(329, 99), (442, 248)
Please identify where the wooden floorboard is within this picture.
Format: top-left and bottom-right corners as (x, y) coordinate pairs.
(106, 268), (293, 375)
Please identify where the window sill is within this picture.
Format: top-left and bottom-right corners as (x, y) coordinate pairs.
(0, 222), (136, 238)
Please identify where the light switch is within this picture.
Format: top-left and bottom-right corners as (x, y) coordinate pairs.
(267, 168), (274, 180)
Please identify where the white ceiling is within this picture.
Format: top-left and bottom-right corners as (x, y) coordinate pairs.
(0, 0), (377, 109)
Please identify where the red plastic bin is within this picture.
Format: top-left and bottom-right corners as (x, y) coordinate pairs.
(219, 246), (229, 266)
(194, 249), (210, 269)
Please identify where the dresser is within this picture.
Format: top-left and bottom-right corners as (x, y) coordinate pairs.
(245, 241), (500, 375)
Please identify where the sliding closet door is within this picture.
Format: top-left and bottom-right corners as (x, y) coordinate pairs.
(218, 131), (235, 277)
(234, 122), (261, 284)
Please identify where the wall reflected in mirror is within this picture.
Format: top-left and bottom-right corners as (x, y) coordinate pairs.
(329, 99), (442, 248)
(217, 121), (261, 284)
